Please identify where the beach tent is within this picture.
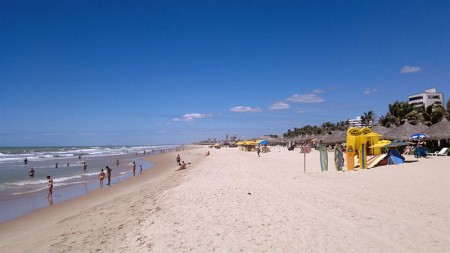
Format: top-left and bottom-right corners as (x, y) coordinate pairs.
(387, 149), (404, 165)
(346, 127), (381, 156)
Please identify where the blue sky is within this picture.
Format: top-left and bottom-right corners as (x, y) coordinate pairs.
(1, 0), (449, 146)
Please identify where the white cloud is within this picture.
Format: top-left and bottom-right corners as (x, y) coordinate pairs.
(173, 113), (211, 122)
(312, 89), (324, 94)
(286, 93), (325, 103)
(400, 65), (422, 74)
(269, 102), (290, 110)
(230, 106), (262, 113)
(364, 88), (377, 95)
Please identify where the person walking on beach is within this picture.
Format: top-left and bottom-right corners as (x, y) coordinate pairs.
(106, 166), (112, 185)
(29, 167), (35, 177)
(132, 162), (136, 176)
(139, 165), (143, 175)
(83, 162), (87, 172)
(47, 176), (53, 198)
(176, 154), (181, 165)
(116, 160), (119, 166)
(257, 146), (261, 157)
(98, 169), (105, 187)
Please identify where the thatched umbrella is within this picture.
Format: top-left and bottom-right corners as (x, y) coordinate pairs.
(322, 131), (346, 144)
(371, 124), (392, 135)
(424, 118), (450, 140)
(384, 121), (428, 140)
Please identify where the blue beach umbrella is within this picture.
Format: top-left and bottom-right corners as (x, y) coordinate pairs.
(258, 140), (269, 145)
(408, 133), (429, 141)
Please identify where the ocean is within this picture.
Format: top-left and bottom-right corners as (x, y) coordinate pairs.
(0, 145), (179, 223)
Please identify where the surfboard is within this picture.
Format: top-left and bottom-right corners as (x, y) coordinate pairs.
(334, 144), (344, 171)
(346, 145), (355, 171)
(319, 144), (328, 172)
(359, 144), (367, 169)
(367, 154), (387, 168)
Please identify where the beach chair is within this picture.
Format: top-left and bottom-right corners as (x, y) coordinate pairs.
(430, 147), (448, 156)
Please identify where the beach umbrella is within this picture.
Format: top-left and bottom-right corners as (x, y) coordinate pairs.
(370, 140), (391, 148)
(408, 133), (430, 141)
(258, 140), (269, 145)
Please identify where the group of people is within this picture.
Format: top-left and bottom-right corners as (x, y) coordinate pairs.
(175, 154), (189, 171)
(98, 166), (113, 186)
(25, 156), (143, 198)
(99, 161), (143, 186)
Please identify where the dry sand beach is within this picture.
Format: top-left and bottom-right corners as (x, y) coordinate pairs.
(0, 146), (449, 252)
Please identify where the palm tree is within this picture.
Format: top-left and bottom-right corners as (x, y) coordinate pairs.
(446, 98), (450, 120)
(420, 104), (446, 125)
(379, 100), (421, 127)
(360, 110), (376, 127)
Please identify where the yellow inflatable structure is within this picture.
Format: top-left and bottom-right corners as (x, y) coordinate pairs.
(346, 127), (381, 170)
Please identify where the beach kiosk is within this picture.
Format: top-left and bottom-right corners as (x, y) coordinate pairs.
(346, 127), (381, 170)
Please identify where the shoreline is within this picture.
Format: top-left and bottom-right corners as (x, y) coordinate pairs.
(0, 146), (200, 224)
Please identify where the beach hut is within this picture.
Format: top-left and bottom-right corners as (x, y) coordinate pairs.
(322, 131), (346, 144)
(424, 118), (450, 140)
(371, 124), (392, 135)
(384, 121), (428, 140)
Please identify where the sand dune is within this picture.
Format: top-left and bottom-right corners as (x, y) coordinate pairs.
(1, 147), (449, 252)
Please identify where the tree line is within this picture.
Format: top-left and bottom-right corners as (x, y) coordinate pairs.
(283, 99), (450, 138)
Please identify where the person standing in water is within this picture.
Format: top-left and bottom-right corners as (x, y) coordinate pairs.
(47, 176), (53, 198)
(29, 167), (35, 177)
(139, 165), (143, 175)
(131, 162), (136, 176)
(106, 166), (112, 185)
(83, 162), (87, 172)
(98, 169), (105, 187)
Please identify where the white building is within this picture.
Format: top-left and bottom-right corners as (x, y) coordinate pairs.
(348, 116), (363, 127)
(408, 88), (444, 108)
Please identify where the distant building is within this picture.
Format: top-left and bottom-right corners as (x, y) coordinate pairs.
(348, 116), (362, 128)
(408, 88), (444, 108)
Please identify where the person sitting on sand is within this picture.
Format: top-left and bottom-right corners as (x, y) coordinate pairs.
(98, 169), (105, 186)
(47, 176), (53, 198)
(205, 151), (210, 156)
(175, 161), (187, 171)
(29, 167), (35, 177)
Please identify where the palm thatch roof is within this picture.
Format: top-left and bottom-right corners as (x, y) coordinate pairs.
(384, 121), (428, 140)
(424, 118), (450, 140)
(371, 124), (392, 135)
(322, 131), (346, 144)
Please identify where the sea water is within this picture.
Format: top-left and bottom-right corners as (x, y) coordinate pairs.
(0, 145), (178, 223)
